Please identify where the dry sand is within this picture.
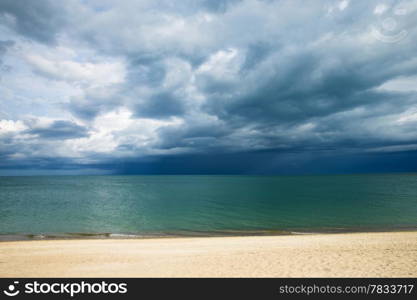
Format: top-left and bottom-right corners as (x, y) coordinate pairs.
(1, 231), (416, 277)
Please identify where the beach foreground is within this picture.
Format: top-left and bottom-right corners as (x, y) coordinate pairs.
(1, 231), (416, 277)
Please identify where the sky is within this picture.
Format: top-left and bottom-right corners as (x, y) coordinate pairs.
(1, 0), (417, 175)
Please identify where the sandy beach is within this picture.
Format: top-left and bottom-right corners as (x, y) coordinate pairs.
(1, 231), (416, 277)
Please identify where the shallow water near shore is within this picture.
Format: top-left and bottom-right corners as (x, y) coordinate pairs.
(1, 174), (417, 240)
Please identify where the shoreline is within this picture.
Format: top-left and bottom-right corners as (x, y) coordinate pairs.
(1, 226), (417, 242)
(1, 231), (416, 277)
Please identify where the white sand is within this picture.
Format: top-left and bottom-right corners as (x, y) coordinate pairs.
(1, 231), (416, 277)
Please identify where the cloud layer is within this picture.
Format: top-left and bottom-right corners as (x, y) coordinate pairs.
(1, 0), (417, 174)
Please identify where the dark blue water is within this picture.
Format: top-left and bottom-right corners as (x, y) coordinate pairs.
(0, 174), (416, 238)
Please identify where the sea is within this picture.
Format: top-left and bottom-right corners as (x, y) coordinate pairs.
(0, 174), (416, 240)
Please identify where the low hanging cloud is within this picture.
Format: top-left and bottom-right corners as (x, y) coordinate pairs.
(1, 0), (417, 174)
(25, 120), (89, 140)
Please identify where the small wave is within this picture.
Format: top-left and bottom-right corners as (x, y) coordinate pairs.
(290, 231), (317, 235)
(108, 233), (141, 238)
(33, 234), (46, 239)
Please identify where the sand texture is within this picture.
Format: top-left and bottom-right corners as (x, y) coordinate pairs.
(1, 231), (416, 277)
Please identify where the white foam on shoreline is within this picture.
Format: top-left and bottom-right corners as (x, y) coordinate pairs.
(108, 233), (141, 238)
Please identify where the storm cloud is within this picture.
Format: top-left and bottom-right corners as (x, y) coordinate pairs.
(1, 0), (417, 175)
(25, 120), (89, 140)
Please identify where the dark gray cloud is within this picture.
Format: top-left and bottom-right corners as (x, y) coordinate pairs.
(127, 58), (167, 88)
(0, 0), (67, 44)
(240, 42), (272, 71)
(0, 40), (14, 76)
(26, 120), (89, 140)
(0, 40), (14, 55)
(201, 0), (242, 13)
(134, 92), (186, 119)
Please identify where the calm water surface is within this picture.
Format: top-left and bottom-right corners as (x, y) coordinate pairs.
(0, 174), (416, 238)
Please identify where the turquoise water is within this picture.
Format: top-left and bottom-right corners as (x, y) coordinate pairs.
(0, 174), (417, 239)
